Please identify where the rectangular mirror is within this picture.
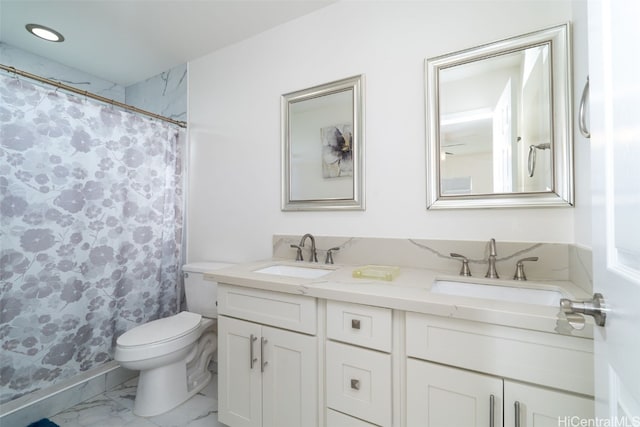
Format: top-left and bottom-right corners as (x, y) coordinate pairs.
(426, 24), (573, 209)
(282, 75), (365, 210)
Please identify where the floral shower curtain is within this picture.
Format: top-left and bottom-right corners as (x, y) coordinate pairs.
(0, 74), (184, 404)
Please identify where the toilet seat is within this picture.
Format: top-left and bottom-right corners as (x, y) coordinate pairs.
(115, 312), (211, 364)
(118, 312), (202, 348)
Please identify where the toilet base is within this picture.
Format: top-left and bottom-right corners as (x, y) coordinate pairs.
(133, 358), (212, 417)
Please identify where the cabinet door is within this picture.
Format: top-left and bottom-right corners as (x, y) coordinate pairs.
(218, 316), (263, 427)
(504, 381), (594, 427)
(407, 359), (503, 427)
(261, 326), (318, 427)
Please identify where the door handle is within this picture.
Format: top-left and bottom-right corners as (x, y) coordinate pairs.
(514, 401), (521, 427)
(560, 293), (606, 326)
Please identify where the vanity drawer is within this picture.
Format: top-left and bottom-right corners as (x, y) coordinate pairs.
(326, 409), (379, 427)
(326, 341), (391, 427)
(405, 312), (594, 396)
(217, 283), (316, 335)
(327, 301), (392, 352)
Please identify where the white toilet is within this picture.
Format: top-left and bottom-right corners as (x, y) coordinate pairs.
(114, 262), (232, 417)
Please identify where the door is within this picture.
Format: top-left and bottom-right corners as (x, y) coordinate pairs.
(406, 359), (503, 427)
(588, 0), (640, 419)
(504, 381), (593, 427)
(218, 316), (263, 427)
(261, 325), (317, 427)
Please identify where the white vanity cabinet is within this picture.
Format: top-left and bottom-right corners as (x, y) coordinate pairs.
(325, 301), (393, 427)
(217, 284), (318, 427)
(405, 312), (594, 427)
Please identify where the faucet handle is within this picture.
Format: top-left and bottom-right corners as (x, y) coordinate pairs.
(450, 253), (472, 277)
(488, 238), (497, 256)
(290, 244), (304, 261)
(325, 247), (340, 264)
(513, 256), (538, 281)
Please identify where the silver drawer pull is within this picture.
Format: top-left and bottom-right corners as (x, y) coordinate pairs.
(514, 401), (521, 427)
(261, 337), (268, 373)
(350, 379), (360, 390)
(249, 334), (257, 369)
(351, 319), (361, 330)
(489, 394), (495, 427)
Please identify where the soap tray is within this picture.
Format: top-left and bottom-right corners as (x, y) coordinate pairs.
(352, 265), (400, 281)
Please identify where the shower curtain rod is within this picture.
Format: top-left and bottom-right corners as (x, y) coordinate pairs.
(0, 64), (187, 128)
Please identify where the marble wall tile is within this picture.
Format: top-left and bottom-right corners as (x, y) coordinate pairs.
(125, 63), (187, 122)
(1, 43), (188, 123)
(273, 235), (573, 281)
(1, 42), (125, 101)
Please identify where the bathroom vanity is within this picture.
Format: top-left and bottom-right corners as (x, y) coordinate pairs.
(209, 247), (594, 427)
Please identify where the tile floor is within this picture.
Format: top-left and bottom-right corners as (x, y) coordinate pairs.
(49, 373), (227, 427)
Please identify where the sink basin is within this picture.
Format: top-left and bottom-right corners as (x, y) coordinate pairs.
(253, 264), (334, 279)
(430, 280), (566, 306)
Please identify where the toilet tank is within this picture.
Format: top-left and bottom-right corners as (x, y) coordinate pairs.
(182, 262), (234, 318)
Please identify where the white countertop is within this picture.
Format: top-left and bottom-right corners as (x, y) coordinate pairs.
(205, 258), (594, 339)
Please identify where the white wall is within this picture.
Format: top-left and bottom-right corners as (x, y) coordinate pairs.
(188, 0), (587, 263)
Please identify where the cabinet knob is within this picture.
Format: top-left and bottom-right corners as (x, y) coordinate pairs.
(350, 379), (360, 390)
(351, 319), (361, 330)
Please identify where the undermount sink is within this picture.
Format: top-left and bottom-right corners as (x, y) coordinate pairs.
(253, 264), (334, 279)
(430, 280), (566, 306)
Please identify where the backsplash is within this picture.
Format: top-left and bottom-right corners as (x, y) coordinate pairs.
(569, 245), (593, 294)
(273, 235), (593, 291)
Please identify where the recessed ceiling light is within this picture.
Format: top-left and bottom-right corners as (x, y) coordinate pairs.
(25, 24), (65, 42)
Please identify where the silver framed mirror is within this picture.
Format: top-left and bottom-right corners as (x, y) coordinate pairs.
(426, 23), (573, 209)
(282, 75), (365, 211)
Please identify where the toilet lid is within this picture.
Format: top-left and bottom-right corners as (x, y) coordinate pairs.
(117, 312), (202, 347)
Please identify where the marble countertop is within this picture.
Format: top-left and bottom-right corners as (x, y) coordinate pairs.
(206, 258), (594, 339)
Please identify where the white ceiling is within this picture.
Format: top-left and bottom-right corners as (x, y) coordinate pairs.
(0, 0), (335, 86)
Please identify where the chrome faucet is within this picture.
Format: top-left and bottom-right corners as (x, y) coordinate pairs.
(299, 233), (318, 263)
(485, 238), (499, 279)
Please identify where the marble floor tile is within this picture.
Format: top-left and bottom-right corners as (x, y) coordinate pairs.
(49, 396), (157, 427)
(50, 374), (226, 427)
